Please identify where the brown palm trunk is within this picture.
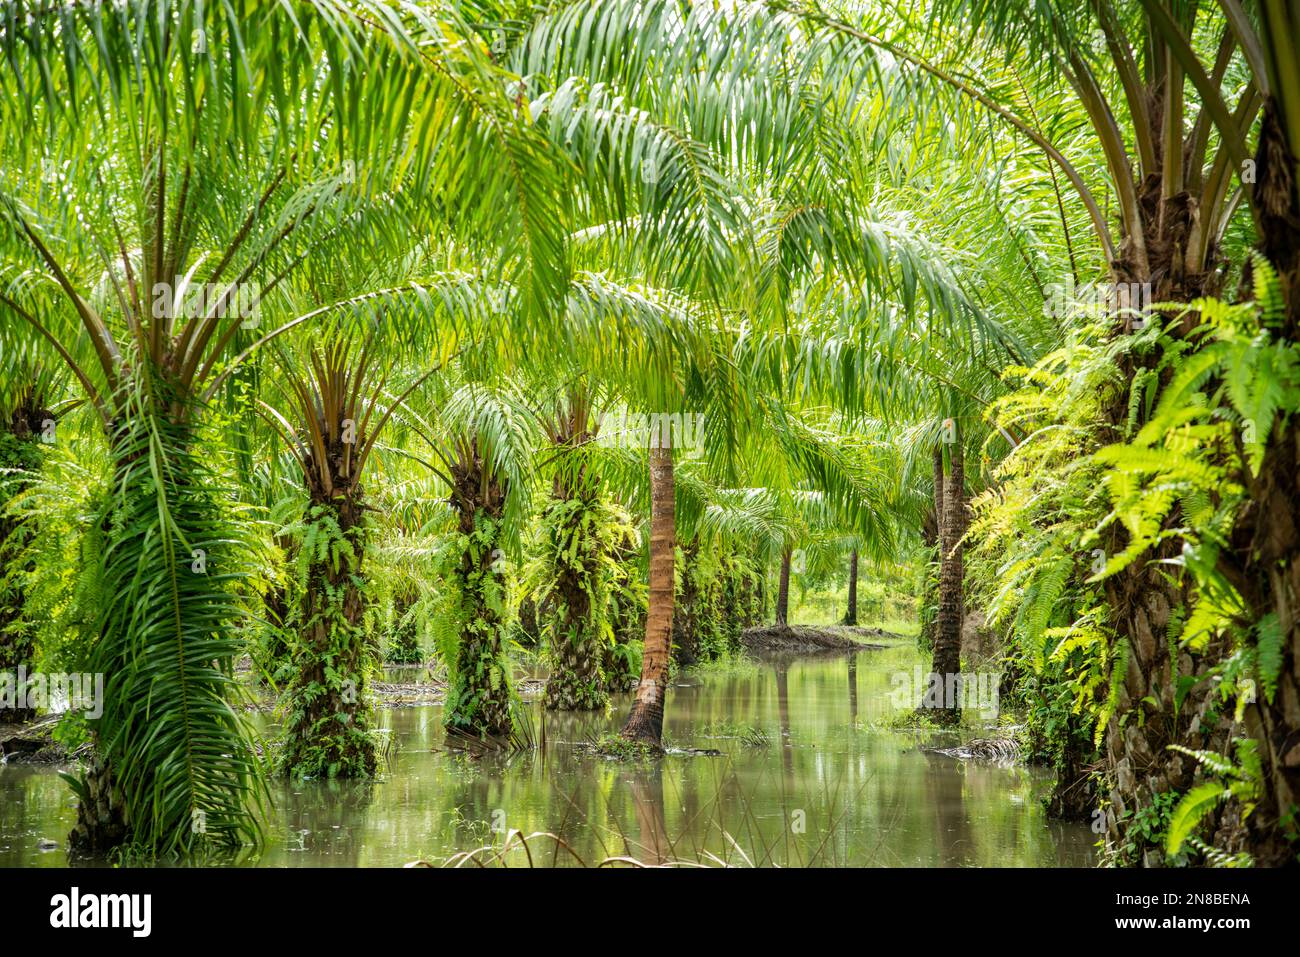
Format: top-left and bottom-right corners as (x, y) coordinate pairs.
(775, 544), (792, 626)
(843, 548), (859, 625)
(919, 445), (944, 654)
(621, 444), (674, 746)
(931, 441), (963, 723)
(1232, 96), (1300, 865)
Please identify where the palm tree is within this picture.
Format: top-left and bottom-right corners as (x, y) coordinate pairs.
(0, 0), (577, 855)
(933, 431), (966, 724)
(257, 330), (444, 777)
(842, 548), (860, 626)
(768, 0), (1298, 858)
(621, 442), (677, 744)
(396, 378), (540, 742)
(535, 383), (616, 710)
(442, 433), (515, 741)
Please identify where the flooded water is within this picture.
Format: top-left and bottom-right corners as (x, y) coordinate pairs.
(0, 643), (1095, 867)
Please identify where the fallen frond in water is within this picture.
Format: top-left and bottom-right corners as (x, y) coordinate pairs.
(925, 736), (1022, 762)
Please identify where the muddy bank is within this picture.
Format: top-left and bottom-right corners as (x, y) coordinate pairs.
(237, 662), (548, 713)
(0, 714), (87, 764)
(372, 671), (546, 708)
(740, 623), (894, 653)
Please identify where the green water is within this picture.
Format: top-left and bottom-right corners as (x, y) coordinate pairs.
(0, 645), (1095, 867)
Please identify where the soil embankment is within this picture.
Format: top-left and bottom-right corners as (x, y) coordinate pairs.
(740, 623), (895, 653)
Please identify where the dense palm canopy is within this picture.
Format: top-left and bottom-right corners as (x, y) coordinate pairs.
(0, 0), (1296, 872)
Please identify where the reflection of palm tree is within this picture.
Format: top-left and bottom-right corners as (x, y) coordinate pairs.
(773, 661), (794, 781)
(279, 778), (374, 867)
(0, 770), (29, 862)
(847, 655), (858, 723)
(922, 751), (975, 866)
(625, 766), (671, 865)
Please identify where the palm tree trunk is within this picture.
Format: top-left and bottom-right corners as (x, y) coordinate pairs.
(446, 450), (513, 741)
(67, 753), (129, 857)
(775, 544), (792, 626)
(281, 480), (376, 778)
(1090, 60), (1244, 861)
(920, 445), (943, 654)
(542, 493), (608, 708)
(1232, 94), (1300, 865)
(932, 441), (963, 723)
(843, 548), (859, 625)
(621, 444), (674, 746)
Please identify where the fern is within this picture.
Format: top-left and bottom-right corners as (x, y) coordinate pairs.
(1166, 782), (1227, 856)
(1253, 612), (1283, 704)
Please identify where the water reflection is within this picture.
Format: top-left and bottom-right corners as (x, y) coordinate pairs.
(848, 655), (858, 722)
(0, 645), (1095, 867)
(923, 752), (975, 866)
(625, 766), (671, 865)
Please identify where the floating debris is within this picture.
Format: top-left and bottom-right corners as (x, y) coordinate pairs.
(925, 736), (1022, 762)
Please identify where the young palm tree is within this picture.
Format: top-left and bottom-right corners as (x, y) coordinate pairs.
(396, 378), (539, 742)
(257, 331), (442, 777)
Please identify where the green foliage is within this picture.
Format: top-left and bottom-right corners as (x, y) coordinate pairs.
(1110, 790), (1183, 866)
(974, 264), (1300, 864)
(967, 324), (1123, 774)
(523, 489), (629, 707)
(441, 510), (515, 736)
(75, 378), (266, 855)
(0, 428), (46, 687)
(1164, 740), (1263, 860)
(275, 501), (378, 779)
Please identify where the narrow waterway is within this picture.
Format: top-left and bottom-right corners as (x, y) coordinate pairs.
(0, 643), (1095, 866)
